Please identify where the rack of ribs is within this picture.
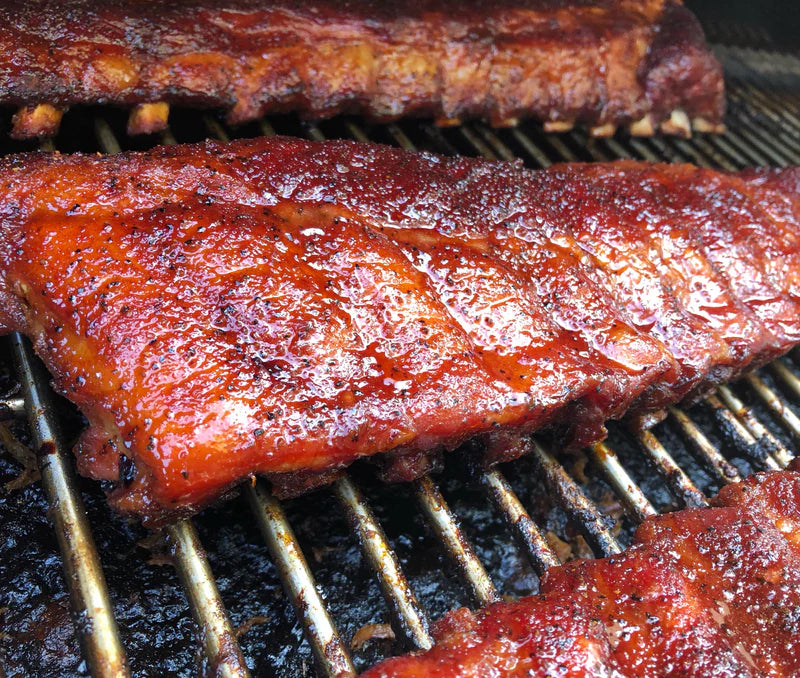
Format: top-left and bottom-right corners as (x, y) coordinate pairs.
(0, 136), (797, 524)
(363, 467), (800, 677)
(0, 0), (724, 139)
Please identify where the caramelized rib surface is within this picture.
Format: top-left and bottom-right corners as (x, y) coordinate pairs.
(0, 137), (798, 522)
(541, 163), (780, 408)
(636, 507), (800, 676)
(364, 471), (800, 677)
(0, 0), (723, 136)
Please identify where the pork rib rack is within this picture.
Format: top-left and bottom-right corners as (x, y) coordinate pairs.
(363, 468), (800, 677)
(0, 0), (724, 139)
(0, 136), (797, 524)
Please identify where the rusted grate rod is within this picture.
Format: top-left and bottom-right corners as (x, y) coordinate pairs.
(165, 521), (251, 678)
(9, 333), (130, 678)
(332, 475), (433, 650)
(246, 483), (355, 678)
(704, 393), (779, 469)
(744, 374), (800, 454)
(636, 429), (709, 508)
(668, 406), (742, 483)
(480, 468), (561, 575)
(413, 475), (500, 607)
(589, 442), (657, 523)
(718, 383), (793, 467)
(529, 441), (622, 557)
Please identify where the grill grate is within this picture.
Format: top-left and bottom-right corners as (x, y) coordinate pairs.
(1, 48), (800, 678)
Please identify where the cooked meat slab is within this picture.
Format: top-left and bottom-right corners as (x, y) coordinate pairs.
(0, 0), (724, 139)
(363, 469), (800, 678)
(0, 137), (797, 523)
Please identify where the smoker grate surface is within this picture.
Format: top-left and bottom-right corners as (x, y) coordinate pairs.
(1, 47), (800, 678)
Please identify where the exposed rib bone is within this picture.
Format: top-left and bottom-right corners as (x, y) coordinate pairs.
(692, 116), (726, 134)
(491, 116), (520, 128)
(543, 120), (575, 133)
(127, 102), (170, 136)
(10, 104), (64, 139)
(660, 109), (692, 138)
(629, 114), (655, 136)
(435, 116), (462, 127)
(589, 123), (616, 138)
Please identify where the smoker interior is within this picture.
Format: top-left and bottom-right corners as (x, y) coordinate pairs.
(1, 37), (800, 678)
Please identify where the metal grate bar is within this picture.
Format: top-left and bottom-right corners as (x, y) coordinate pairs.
(739, 120), (797, 164)
(537, 130), (579, 163)
(510, 128), (553, 167)
(246, 483), (355, 678)
(382, 123), (415, 152)
(258, 118), (277, 138)
(624, 137), (661, 162)
(420, 122), (465, 157)
(165, 520), (251, 678)
(572, 133), (614, 161)
(741, 96), (800, 143)
(9, 333), (131, 678)
(668, 406), (742, 483)
(645, 136), (696, 164)
(203, 116), (231, 142)
(384, 122), (420, 153)
(529, 441), (622, 557)
(343, 120), (370, 142)
(636, 430), (709, 508)
(713, 126), (786, 166)
(735, 81), (800, 134)
(704, 393), (779, 470)
(702, 134), (751, 168)
(728, 82), (800, 134)
(413, 475), (500, 607)
(474, 123), (525, 162)
(727, 86), (800, 154)
(665, 137), (715, 166)
(306, 123), (327, 143)
(480, 468), (561, 576)
(717, 383), (791, 467)
(589, 442), (658, 523)
(686, 135), (739, 169)
(458, 124), (500, 160)
(332, 476), (433, 650)
(770, 359), (800, 403)
(600, 137), (635, 160)
(743, 374), (800, 455)
(730, 111), (800, 164)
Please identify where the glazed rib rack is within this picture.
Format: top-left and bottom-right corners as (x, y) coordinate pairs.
(2, 46), (800, 678)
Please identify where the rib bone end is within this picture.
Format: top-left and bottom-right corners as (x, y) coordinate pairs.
(660, 109), (692, 138)
(127, 102), (170, 136)
(543, 120), (575, 133)
(589, 123), (616, 138)
(10, 104), (64, 139)
(435, 116), (462, 127)
(629, 114), (655, 137)
(491, 116), (519, 128)
(691, 116), (726, 134)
